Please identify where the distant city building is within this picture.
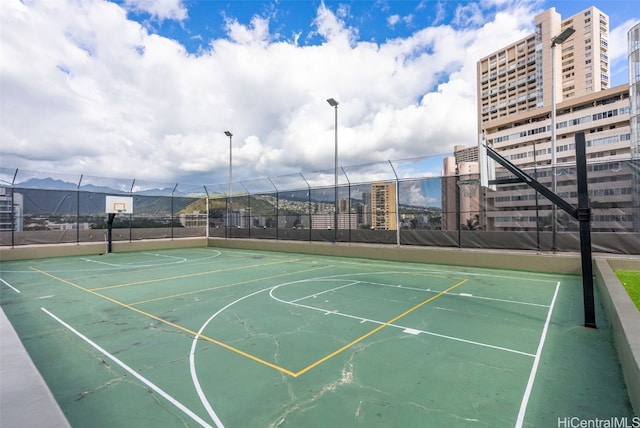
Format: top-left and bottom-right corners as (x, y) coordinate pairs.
(178, 213), (207, 228)
(45, 221), (90, 231)
(630, 22), (640, 159)
(629, 23), (640, 232)
(371, 182), (397, 230)
(0, 189), (23, 232)
(453, 145), (479, 163)
(442, 158), (482, 230)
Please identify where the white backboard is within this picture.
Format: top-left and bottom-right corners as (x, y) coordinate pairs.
(105, 196), (133, 214)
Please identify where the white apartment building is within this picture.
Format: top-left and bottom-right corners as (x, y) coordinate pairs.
(0, 189), (23, 232)
(485, 85), (631, 168)
(477, 6), (610, 129)
(482, 85), (633, 232)
(439, 6), (638, 233)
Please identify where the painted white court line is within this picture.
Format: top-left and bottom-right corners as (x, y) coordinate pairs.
(515, 281), (561, 428)
(0, 277), (20, 293)
(189, 286), (277, 428)
(360, 279), (550, 308)
(280, 271), (551, 309)
(290, 281), (360, 303)
(76, 250), (222, 270)
(144, 253), (188, 263)
(40, 308), (214, 428)
(327, 258), (560, 283)
(268, 281), (536, 357)
(81, 258), (122, 267)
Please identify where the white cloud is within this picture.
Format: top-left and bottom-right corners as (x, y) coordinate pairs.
(609, 18), (640, 86)
(453, 2), (484, 28)
(123, 0), (188, 22)
(387, 14), (400, 27)
(0, 0), (546, 187)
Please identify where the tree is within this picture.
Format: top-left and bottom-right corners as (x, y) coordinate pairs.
(462, 214), (480, 230)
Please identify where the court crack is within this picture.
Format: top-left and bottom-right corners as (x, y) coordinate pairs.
(270, 351), (360, 428)
(75, 376), (124, 401)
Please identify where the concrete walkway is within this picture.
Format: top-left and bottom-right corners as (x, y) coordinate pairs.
(1, 307), (70, 428)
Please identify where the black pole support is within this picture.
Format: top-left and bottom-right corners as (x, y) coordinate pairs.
(575, 132), (596, 328)
(485, 132), (596, 328)
(107, 213), (116, 253)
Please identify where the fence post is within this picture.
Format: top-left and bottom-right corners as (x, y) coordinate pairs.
(388, 160), (400, 246)
(456, 174), (461, 248)
(267, 178), (278, 240)
(77, 175), (83, 244)
(300, 173), (312, 241)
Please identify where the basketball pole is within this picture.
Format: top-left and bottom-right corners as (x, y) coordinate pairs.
(107, 213), (116, 253)
(484, 132), (596, 328)
(575, 133), (596, 328)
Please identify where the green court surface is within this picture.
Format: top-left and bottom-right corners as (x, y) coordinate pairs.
(0, 248), (635, 427)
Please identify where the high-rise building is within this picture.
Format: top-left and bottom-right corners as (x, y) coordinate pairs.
(0, 189), (23, 232)
(442, 156), (483, 231)
(630, 22), (640, 159)
(629, 23), (640, 232)
(440, 5), (637, 234)
(477, 6), (610, 130)
(370, 182), (397, 230)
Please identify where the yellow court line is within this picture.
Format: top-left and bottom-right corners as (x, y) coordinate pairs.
(30, 267), (296, 377)
(130, 265), (331, 306)
(32, 265), (469, 379)
(293, 277), (469, 377)
(91, 259), (294, 291)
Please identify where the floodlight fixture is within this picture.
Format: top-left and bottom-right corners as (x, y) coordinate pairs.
(551, 27), (575, 46)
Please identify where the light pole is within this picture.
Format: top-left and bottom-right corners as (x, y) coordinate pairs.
(550, 27), (574, 252)
(224, 130), (233, 237)
(327, 98), (339, 243)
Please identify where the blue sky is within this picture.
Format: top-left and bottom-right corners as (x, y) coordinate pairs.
(1, 0), (639, 196)
(122, 1), (638, 66)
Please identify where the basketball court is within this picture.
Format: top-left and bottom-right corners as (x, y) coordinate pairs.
(0, 247), (634, 427)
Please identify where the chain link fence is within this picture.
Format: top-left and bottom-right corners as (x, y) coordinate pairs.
(2, 156), (639, 254)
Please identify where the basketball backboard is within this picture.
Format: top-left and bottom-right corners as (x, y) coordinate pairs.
(105, 196), (133, 214)
(478, 133), (497, 191)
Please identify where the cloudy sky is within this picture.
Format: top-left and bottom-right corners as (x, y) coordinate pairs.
(1, 0), (639, 188)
